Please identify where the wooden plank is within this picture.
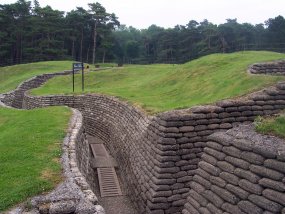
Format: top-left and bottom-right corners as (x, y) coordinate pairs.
(90, 143), (109, 158)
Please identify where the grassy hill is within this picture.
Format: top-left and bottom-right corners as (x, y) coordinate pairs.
(0, 106), (71, 211)
(31, 51), (285, 114)
(0, 61), (73, 93)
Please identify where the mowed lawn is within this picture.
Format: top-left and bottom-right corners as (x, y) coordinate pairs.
(0, 107), (71, 211)
(0, 61), (73, 93)
(31, 51), (285, 114)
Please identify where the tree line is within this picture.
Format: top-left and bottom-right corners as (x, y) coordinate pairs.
(1, 0), (285, 66)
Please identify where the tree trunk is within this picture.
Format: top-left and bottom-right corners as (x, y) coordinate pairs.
(16, 33), (20, 64)
(92, 20), (97, 65)
(12, 45), (15, 64)
(72, 39), (75, 59)
(208, 36), (211, 49)
(86, 45), (90, 63)
(20, 32), (23, 63)
(47, 32), (50, 49)
(171, 48), (174, 64)
(221, 37), (226, 53)
(102, 49), (106, 63)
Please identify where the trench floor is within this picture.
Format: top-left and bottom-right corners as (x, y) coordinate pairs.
(87, 135), (138, 214)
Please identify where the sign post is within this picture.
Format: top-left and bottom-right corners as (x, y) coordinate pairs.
(72, 62), (84, 92)
(82, 61), (84, 92)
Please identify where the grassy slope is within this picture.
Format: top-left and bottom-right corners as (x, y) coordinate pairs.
(31, 51), (285, 114)
(0, 107), (71, 211)
(255, 112), (285, 139)
(0, 61), (73, 93)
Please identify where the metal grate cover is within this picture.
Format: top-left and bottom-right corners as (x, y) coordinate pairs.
(97, 167), (122, 197)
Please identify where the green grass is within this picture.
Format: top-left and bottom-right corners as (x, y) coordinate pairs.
(0, 61), (73, 93)
(0, 106), (71, 211)
(31, 51), (285, 114)
(255, 113), (285, 139)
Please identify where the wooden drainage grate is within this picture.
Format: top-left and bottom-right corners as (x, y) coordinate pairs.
(97, 167), (122, 197)
(90, 143), (109, 157)
(89, 137), (122, 197)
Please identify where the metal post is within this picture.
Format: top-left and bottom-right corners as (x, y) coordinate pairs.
(72, 65), (75, 93)
(82, 62), (84, 92)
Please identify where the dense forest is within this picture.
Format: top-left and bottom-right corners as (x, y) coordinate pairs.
(1, 0), (285, 66)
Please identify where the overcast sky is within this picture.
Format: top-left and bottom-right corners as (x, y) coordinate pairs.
(1, 0), (285, 29)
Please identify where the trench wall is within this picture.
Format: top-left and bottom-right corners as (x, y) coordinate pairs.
(182, 125), (285, 214)
(73, 116), (98, 193)
(22, 80), (285, 214)
(1, 60), (285, 214)
(1, 70), (74, 108)
(23, 92), (169, 213)
(250, 60), (285, 75)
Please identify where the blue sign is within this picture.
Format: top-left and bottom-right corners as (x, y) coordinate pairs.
(72, 62), (85, 92)
(73, 62), (83, 71)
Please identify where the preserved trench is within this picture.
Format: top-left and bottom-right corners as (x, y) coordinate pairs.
(1, 61), (285, 214)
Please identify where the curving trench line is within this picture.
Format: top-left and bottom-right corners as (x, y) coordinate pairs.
(1, 60), (285, 214)
(1, 99), (106, 214)
(0, 71), (137, 214)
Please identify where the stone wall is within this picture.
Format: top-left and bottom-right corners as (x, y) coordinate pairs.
(74, 112), (98, 194)
(1, 60), (285, 214)
(182, 124), (285, 214)
(21, 80), (285, 214)
(249, 60), (285, 75)
(152, 82), (285, 213)
(81, 95), (163, 214)
(23, 92), (174, 214)
(1, 70), (74, 108)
